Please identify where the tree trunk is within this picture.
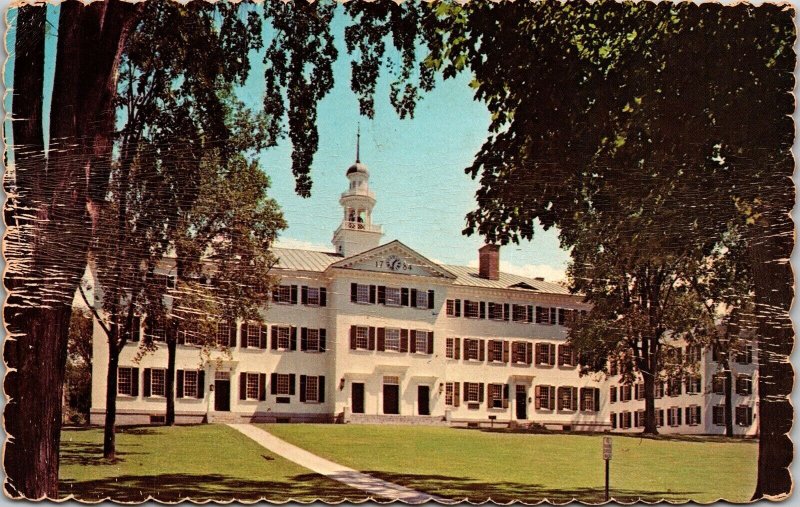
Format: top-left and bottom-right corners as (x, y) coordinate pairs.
(723, 365), (734, 438)
(103, 345), (120, 460)
(748, 210), (793, 500)
(642, 368), (658, 435)
(3, 1), (141, 497)
(165, 338), (177, 426)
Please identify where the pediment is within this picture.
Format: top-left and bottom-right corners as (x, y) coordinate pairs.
(329, 240), (456, 279)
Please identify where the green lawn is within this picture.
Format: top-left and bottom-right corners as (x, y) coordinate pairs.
(59, 425), (366, 502)
(262, 424), (758, 503)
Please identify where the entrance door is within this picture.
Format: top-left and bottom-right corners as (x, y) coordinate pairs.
(418, 385), (430, 415)
(383, 384), (400, 415)
(515, 385), (527, 420)
(352, 383), (365, 414)
(215, 380), (231, 412)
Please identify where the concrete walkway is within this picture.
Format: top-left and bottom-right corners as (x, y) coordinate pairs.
(228, 424), (448, 504)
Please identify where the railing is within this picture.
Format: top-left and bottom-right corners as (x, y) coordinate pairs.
(341, 221), (382, 233)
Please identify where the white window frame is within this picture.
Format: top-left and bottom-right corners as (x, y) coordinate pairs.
(385, 328), (401, 352)
(306, 287), (321, 306)
(276, 326), (291, 350)
(275, 285), (292, 304)
(275, 373), (291, 396)
(356, 284), (370, 304)
(306, 328), (320, 352)
(385, 287), (402, 306)
(464, 339), (480, 361)
(355, 326), (369, 350)
(246, 373), (260, 400)
(445, 382), (455, 406)
(465, 382), (481, 403)
(118, 367), (134, 396)
(150, 368), (166, 397)
(216, 321), (231, 346)
(464, 301), (480, 319)
(512, 304), (527, 322)
(414, 330), (428, 354)
(247, 322), (261, 348)
(184, 370), (199, 398)
(488, 340), (504, 363)
(415, 290), (429, 308)
(305, 375), (320, 403)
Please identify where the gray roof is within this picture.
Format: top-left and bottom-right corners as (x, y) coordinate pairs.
(441, 264), (571, 295)
(272, 248), (342, 272)
(272, 246), (571, 296)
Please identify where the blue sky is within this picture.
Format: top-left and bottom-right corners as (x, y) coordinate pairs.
(3, 3), (570, 282)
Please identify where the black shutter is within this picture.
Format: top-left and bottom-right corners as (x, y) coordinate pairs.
(463, 382), (469, 402)
(488, 302), (495, 320)
(377, 327), (386, 352)
(260, 325), (268, 349)
(401, 287), (409, 306)
(479, 301), (486, 319)
(229, 321), (236, 347)
(241, 322), (248, 349)
(259, 373), (267, 401)
(289, 374), (296, 395)
(369, 285), (377, 304)
(549, 386), (556, 409)
(351, 283), (358, 303)
(479, 383), (485, 403)
(401, 329), (409, 353)
(377, 285), (386, 305)
(177, 327), (185, 345)
(271, 327), (278, 350)
(290, 326), (297, 350)
(240, 373), (247, 400)
(479, 339), (486, 361)
(320, 288), (327, 307)
(549, 344), (556, 366)
(427, 332), (434, 354)
(177, 370), (185, 399)
(504, 303), (510, 321)
(455, 299), (461, 317)
(410, 289), (418, 308)
(319, 376), (325, 402)
(526, 343), (533, 364)
(290, 285), (298, 305)
(455, 338), (461, 360)
(350, 326), (356, 350)
(301, 285), (309, 305)
(132, 315), (141, 341)
(131, 368), (139, 397)
(270, 373), (278, 395)
(503, 384), (510, 409)
(319, 329), (327, 352)
(368, 327), (376, 350)
(143, 369), (152, 398)
(300, 375), (307, 402)
(526, 305), (534, 323)
(409, 330), (416, 353)
(428, 290), (435, 309)
(677, 408), (683, 425)
(301, 327), (308, 351)
(503, 340), (509, 363)
(197, 371), (205, 399)
(454, 383), (460, 407)
(594, 388), (600, 411)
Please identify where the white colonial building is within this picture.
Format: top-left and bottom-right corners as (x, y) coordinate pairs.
(89, 151), (758, 436)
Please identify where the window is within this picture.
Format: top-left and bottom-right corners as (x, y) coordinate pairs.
(686, 375), (702, 395)
(536, 306), (555, 325)
(736, 405), (753, 426)
(415, 290), (429, 308)
(488, 384), (508, 409)
(273, 285), (292, 304)
(711, 373), (727, 395)
(657, 409), (665, 427)
(216, 321), (231, 346)
(464, 382), (483, 403)
(150, 369), (165, 397)
(713, 405), (726, 426)
(667, 377), (682, 397)
(558, 345), (575, 367)
(304, 328), (321, 352)
(620, 411), (632, 429)
(488, 340), (504, 363)
(736, 343), (753, 364)
(667, 407), (682, 427)
(686, 344), (702, 364)
(354, 326), (369, 350)
(446, 299), (461, 317)
(118, 367), (137, 396)
(356, 284), (371, 304)
(736, 375), (753, 395)
(305, 287), (321, 306)
(246, 322), (261, 348)
(385, 287), (402, 306)
(620, 384), (632, 402)
(464, 338), (482, 361)
(303, 376), (320, 402)
(634, 383), (644, 400)
(512, 304), (528, 322)
(275, 326), (291, 350)
(464, 300), (480, 319)
(609, 359), (618, 376)
(634, 410), (645, 428)
(511, 341), (531, 364)
(686, 405), (702, 426)
(275, 373), (291, 396)
(580, 387), (599, 412)
(413, 331), (428, 354)
(535, 343), (555, 366)
(246, 373), (260, 400)
(558, 308), (568, 325)
(445, 382), (460, 407)
(557, 386), (577, 411)
(183, 370), (199, 398)
(535, 385), (554, 410)
(385, 328), (401, 352)
(446, 338), (461, 360)
(654, 381), (665, 399)
(487, 302), (505, 321)
(609, 386), (618, 404)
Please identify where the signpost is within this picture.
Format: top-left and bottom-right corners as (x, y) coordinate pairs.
(603, 437), (612, 501)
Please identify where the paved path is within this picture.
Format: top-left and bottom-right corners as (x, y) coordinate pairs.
(228, 423), (448, 504)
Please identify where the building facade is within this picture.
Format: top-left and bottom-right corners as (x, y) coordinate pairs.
(89, 153), (758, 436)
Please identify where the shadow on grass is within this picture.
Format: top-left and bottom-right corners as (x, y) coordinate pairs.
(60, 473), (365, 503)
(363, 471), (700, 503)
(462, 426), (758, 444)
(60, 440), (145, 467)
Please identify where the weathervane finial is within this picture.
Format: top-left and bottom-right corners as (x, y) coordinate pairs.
(356, 124), (361, 163)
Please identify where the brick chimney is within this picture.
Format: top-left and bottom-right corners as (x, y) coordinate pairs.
(478, 244), (500, 280)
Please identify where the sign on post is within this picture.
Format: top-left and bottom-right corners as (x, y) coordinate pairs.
(603, 437), (612, 500)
